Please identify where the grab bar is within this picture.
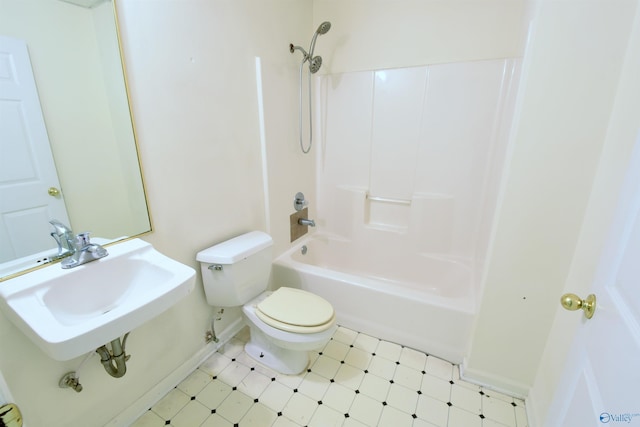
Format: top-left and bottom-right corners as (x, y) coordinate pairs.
(366, 194), (411, 205)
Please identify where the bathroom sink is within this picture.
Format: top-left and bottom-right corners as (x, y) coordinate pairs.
(0, 239), (195, 361)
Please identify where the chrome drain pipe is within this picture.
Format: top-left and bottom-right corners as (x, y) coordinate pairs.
(96, 333), (130, 378)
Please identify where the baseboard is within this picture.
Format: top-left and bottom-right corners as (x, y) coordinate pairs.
(104, 317), (245, 427)
(523, 383), (544, 427)
(459, 358), (530, 400)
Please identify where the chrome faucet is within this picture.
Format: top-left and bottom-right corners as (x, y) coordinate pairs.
(298, 218), (316, 227)
(49, 219), (75, 257)
(61, 232), (108, 269)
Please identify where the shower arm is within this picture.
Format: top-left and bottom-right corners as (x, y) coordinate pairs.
(289, 44), (309, 62)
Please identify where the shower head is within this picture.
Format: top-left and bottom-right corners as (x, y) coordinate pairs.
(289, 21), (332, 73)
(316, 21), (332, 35)
(309, 21), (331, 59)
(309, 56), (323, 73)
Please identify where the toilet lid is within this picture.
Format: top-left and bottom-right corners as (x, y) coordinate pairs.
(256, 287), (335, 333)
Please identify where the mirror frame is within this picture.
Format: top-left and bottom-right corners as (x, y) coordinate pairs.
(0, 0), (152, 282)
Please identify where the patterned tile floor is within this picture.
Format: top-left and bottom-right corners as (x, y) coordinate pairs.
(131, 326), (528, 427)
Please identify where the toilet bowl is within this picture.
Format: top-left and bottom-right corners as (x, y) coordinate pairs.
(242, 289), (337, 374)
(197, 231), (336, 375)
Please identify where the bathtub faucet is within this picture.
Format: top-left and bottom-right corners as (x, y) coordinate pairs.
(298, 218), (316, 227)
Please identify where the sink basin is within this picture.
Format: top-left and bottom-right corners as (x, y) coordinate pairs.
(0, 239), (195, 360)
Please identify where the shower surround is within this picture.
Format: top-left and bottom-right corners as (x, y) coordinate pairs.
(303, 58), (521, 360)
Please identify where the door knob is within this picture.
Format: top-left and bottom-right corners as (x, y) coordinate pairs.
(0, 403), (23, 427)
(560, 293), (596, 319)
(48, 187), (60, 197)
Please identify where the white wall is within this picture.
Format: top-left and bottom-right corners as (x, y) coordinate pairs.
(313, 0), (528, 74)
(0, 1), (313, 426)
(464, 0), (640, 397)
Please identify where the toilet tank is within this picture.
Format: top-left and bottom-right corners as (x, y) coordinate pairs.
(196, 231), (273, 307)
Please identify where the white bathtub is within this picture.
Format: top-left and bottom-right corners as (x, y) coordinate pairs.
(272, 233), (475, 364)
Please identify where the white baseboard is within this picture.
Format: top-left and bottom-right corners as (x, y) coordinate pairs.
(459, 358), (530, 400)
(523, 383), (543, 427)
(105, 317), (245, 427)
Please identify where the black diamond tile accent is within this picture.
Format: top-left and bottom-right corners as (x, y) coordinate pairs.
(449, 380), (455, 385)
(330, 379), (335, 383)
(190, 396), (196, 400)
(389, 380), (394, 384)
(480, 414), (486, 419)
(447, 402), (453, 407)
(355, 390), (360, 394)
(417, 390), (422, 395)
(308, 369), (312, 373)
(421, 370), (426, 374)
(271, 377), (276, 381)
(294, 389), (298, 393)
(364, 370), (369, 374)
(412, 414), (417, 419)
(251, 367), (255, 371)
(350, 344), (354, 347)
(212, 376), (217, 380)
(232, 386), (237, 391)
(511, 401), (517, 407)
(231, 358), (236, 362)
(165, 421), (170, 425)
(254, 398), (259, 403)
(382, 402), (387, 406)
(396, 361), (400, 365)
(211, 409), (216, 414)
(234, 424), (239, 427)
(479, 391), (485, 395)
(278, 412), (283, 416)
(344, 413), (350, 418)
(341, 361), (345, 364)
(318, 401), (323, 405)
(319, 352), (323, 355)
(372, 353), (376, 356)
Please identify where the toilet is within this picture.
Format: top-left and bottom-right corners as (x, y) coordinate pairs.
(196, 231), (337, 374)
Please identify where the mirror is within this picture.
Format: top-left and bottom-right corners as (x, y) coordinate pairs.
(0, 0), (151, 280)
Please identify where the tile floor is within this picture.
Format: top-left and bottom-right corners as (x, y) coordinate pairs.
(131, 326), (528, 427)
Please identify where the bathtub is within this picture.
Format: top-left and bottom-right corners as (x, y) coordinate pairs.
(272, 233), (475, 364)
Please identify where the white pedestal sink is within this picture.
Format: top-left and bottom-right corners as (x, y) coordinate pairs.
(0, 239), (195, 361)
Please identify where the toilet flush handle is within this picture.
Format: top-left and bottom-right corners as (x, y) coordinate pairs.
(208, 264), (223, 271)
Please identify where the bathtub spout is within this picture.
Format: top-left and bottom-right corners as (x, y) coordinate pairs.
(298, 218), (316, 227)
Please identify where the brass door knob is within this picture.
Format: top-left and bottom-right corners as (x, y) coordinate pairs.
(48, 187), (60, 197)
(560, 293), (596, 319)
(0, 403), (23, 427)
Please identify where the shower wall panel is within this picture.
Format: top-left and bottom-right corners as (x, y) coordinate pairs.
(316, 58), (519, 264)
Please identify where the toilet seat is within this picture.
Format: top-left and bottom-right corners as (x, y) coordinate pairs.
(255, 287), (335, 334)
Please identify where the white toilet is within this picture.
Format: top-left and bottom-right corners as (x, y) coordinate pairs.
(197, 231), (337, 374)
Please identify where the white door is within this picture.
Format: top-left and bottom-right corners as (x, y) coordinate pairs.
(0, 35), (70, 263)
(546, 140), (640, 426)
(541, 0), (640, 422)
